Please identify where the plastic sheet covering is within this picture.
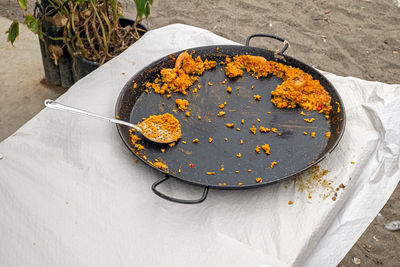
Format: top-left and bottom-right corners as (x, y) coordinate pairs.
(0, 24), (399, 267)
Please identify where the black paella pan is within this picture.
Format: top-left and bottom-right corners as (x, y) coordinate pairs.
(115, 34), (346, 204)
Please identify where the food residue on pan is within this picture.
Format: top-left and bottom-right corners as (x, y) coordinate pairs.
(223, 55), (332, 114)
(153, 159), (168, 170)
(259, 126), (270, 133)
(145, 51), (216, 95)
(135, 143), (144, 151)
(176, 99), (188, 111)
(325, 132), (331, 139)
(134, 51), (337, 186)
(262, 144), (271, 155)
(130, 131), (141, 145)
(249, 126), (257, 135)
(253, 94), (261, 101)
(168, 142), (176, 147)
(336, 101), (341, 113)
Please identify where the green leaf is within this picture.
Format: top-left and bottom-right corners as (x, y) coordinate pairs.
(144, 2), (150, 19)
(6, 21), (19, 45)
(135, 0), (146, 19)
(25, 15), (41, 36)
(136, 0), (153, 20)
(17, 0), (27, 10)
(24, 14), (35, 25)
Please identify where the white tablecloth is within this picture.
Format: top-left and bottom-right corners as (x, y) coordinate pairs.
(1, 24), (399, 267)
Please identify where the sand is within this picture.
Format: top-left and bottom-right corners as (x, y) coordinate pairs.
(1, 0), (399, 265)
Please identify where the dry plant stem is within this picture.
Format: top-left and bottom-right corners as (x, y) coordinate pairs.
(133, 19), (140, 40)
(109, 0), (117, 23)
(90, 0), (108, 54)
(50, 0), (69, 15)
(91, 14), (105, 56)
(100, 10), (112, 54)
(44, 33), (65, 41)
(104, 0), (110, 19)
(71, 3), (88, 58)
(41, 0), (145, 64)
(65, 18), (74, 54)
(84, 19), (101, 61)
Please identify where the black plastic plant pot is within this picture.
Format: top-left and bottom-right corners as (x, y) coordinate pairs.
(35, 0), (148, 88)
(72, 18), (148, 82)
(36, 2), (75, 88)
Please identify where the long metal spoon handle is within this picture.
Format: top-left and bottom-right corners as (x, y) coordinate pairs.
(44, 99), (142, 132)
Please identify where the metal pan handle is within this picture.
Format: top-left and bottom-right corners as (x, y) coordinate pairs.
(152, 175), (209, 204)
(246, 34), (289, 54)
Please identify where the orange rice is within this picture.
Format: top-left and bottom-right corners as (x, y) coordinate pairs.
(146, 52), (216, 95)
(224, 55), (332, 114)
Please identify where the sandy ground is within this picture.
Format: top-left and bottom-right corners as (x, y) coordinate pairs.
(1, 0), (399, 265)
(0, 17), (67, 140)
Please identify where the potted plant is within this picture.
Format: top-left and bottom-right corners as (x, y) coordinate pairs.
(7, 0), (152, 88)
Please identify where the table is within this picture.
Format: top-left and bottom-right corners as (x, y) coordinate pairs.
(1, 24), (399, 267)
